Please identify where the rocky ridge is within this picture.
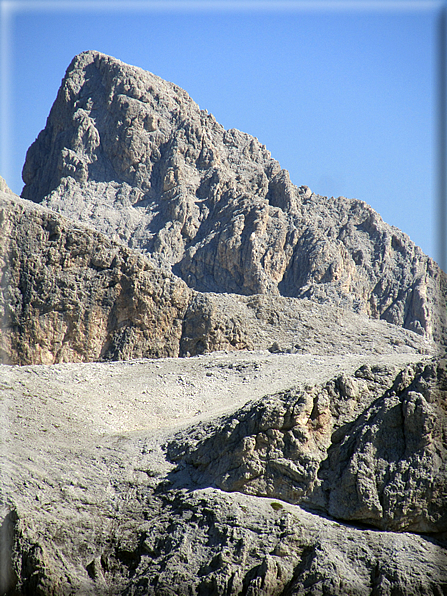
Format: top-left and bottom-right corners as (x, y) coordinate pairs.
(0, 189), (434, 365)
(0, 49), (446, 595)
(21, 50), (447, 344)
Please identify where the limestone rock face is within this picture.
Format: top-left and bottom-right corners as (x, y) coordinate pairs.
(321, 358), (447, 532)
(1, 190), (433, 365)
(21, 51), (447, 343)
(1, 353), (446, 595)
(2, 51), (447, 594)
(0, 191), (191, 364)
(169, 358), (447, 533)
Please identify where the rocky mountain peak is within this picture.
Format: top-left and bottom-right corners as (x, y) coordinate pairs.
(22, 50), (280, 264)
(1, 53), (447, 595)
(19, 51), (447, 344)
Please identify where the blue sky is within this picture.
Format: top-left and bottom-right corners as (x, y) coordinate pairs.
(0, 0), (443, 264)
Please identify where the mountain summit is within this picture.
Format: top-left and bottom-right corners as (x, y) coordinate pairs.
(21, 50), (446, 344)
(1, 52), (446, 595)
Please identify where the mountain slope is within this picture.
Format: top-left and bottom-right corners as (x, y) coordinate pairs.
(2, 352), (446, 594)
(1, 188), (432, 365)
(1, 51), (446, 595)
(21, 50), (447, 344)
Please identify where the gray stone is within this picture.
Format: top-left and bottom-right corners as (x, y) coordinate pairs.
(2, 50), (447, 595)
(0, 191), (433, 365)
(169, 358), (447, 533)
(321, 358), (447, 532)
(1, 352), (446, 595)
(20, 51), (447, 344)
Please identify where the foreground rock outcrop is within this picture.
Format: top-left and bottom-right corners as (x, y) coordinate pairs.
(20, 51), (447, 344)
(1, 352), (446, 595)
(170, 358), (447, 534)
(0, 200), (442, 591)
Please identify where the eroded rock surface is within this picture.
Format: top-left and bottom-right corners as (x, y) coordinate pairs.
(0, 191), (191, 364)
(1, 353), (446, 595)
(169, 358), (447, 534)
(0, 191), (433, 365)
(2, 51), (447, 595)
(21, 51), (447, 343)
(179, 291), (434, 358)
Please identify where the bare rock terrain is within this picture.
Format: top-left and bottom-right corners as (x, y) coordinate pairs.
(170, 357), (447, 534)
(0, 190), (434, 365)
(20, 51), (447, 344)
(0, 50), (446, 595)
(1, 351), (447, 594)
(0, 189), (190, 364)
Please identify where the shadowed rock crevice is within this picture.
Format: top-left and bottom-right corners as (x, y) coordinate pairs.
(0, 510), (18, 595)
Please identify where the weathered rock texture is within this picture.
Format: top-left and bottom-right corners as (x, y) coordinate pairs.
(0, 176), (13, 195)
(21, 51), (447, 344)
(2, 51), (447, 595)
(1, 352), (446, 595)
(0, 191), (434, 365)
(178, 291), (434, 358)
(0, 191), (191, 364)
(169, 358), (447, 534)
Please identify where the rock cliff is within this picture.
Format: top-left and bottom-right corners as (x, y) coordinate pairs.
(1, 50), (446, 595)
(0, 190), (191, 364)
(0, 190), (433, 365)
(170, 358), (447, 534)
(21, 51), (447, 344)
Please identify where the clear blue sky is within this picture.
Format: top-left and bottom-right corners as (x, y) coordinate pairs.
(0, 0), (443, 264)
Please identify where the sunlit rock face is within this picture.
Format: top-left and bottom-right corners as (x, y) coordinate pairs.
(21, 51), (446, 344)
(1, 51), (447, 596)
(170, 358), (447, 534)
(1, 189), (433, 365)
(0, 191), (192, 365)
